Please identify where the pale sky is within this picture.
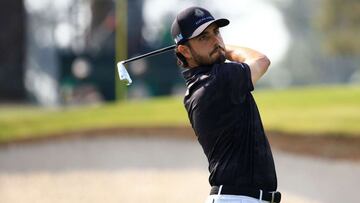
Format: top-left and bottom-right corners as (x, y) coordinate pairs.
(143, 0), (290, 66)
(26, 0), (291, 66)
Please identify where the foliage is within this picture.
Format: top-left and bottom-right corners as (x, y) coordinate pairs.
(317, 0), (360, 55)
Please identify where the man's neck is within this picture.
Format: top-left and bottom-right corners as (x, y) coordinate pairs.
(188, 60), (198, 68)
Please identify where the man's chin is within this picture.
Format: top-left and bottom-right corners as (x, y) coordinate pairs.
(214, 54), (226, 64)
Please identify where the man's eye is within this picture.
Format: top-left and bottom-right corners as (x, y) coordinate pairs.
(199, 35), (207, 41)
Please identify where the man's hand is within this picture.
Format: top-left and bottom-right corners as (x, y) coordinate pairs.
(225, 45), (270, 85)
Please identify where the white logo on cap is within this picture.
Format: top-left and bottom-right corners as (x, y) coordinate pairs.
(194, 9), (205, 17)
(175, 34), (183, 43)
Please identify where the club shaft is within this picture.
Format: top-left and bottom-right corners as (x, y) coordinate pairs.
(122, 45), (176, 64)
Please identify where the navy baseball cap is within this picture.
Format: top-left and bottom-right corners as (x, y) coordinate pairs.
(171, 7), (229, 44)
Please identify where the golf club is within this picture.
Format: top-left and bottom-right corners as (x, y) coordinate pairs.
(117, 45), (176, 85)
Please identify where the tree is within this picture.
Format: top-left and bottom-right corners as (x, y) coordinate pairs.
(0, 0), (26, 100)
(317, 0), (360, 55)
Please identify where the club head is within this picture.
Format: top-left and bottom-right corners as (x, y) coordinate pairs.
(117, 61), (132, 86)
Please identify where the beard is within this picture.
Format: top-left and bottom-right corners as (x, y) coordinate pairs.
(189, 45), (226, 66)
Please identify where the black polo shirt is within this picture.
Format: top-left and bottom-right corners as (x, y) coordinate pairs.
(182, 62), (277, 191)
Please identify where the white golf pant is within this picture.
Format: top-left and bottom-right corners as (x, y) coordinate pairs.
(205, 194), (270, 203)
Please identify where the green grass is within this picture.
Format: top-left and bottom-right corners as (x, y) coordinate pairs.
(0, 97), (187, 143)
(254, 85), (360, 136)
(0, 85), (359, 143)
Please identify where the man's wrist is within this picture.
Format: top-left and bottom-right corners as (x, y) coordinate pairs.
(225, 49), (235, 61)
(225, 48), (245, 63)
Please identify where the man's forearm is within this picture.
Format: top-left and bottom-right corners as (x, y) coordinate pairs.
(225, 45), (266, 63)
(225, 45), (271, 84)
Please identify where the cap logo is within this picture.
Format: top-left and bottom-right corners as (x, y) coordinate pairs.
(174, 34), (183, 43)
(194, 9), (205, 17)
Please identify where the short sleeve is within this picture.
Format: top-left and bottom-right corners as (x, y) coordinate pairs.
(217, 62), (254, 103)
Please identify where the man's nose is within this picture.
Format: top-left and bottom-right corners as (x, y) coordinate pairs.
(211, 34), (222, 46)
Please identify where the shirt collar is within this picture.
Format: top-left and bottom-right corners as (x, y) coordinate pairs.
(182, 65), (212, 80)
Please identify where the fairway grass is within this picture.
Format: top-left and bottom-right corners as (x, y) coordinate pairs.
(254, 85), (360, 136)
(0, 85), (359, 143)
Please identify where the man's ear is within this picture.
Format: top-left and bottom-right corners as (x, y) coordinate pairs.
(177, 44), (192, 59)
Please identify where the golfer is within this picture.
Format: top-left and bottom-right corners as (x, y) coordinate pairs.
(171, 7), (281, 203)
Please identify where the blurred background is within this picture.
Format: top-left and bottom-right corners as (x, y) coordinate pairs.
(0, 0), (359, 105)
(1, 0), (116, 106)
(0, 0), (360, 203)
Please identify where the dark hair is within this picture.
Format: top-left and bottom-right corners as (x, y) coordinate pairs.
(175, 41), (190, 68)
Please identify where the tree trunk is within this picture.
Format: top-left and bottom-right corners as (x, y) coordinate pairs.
(0, 0), (26, 101)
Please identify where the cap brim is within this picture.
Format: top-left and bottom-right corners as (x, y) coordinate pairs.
(189, 18), (229, 39)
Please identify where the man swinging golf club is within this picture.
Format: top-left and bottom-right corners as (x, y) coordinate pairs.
(171, 7), (281, 203)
